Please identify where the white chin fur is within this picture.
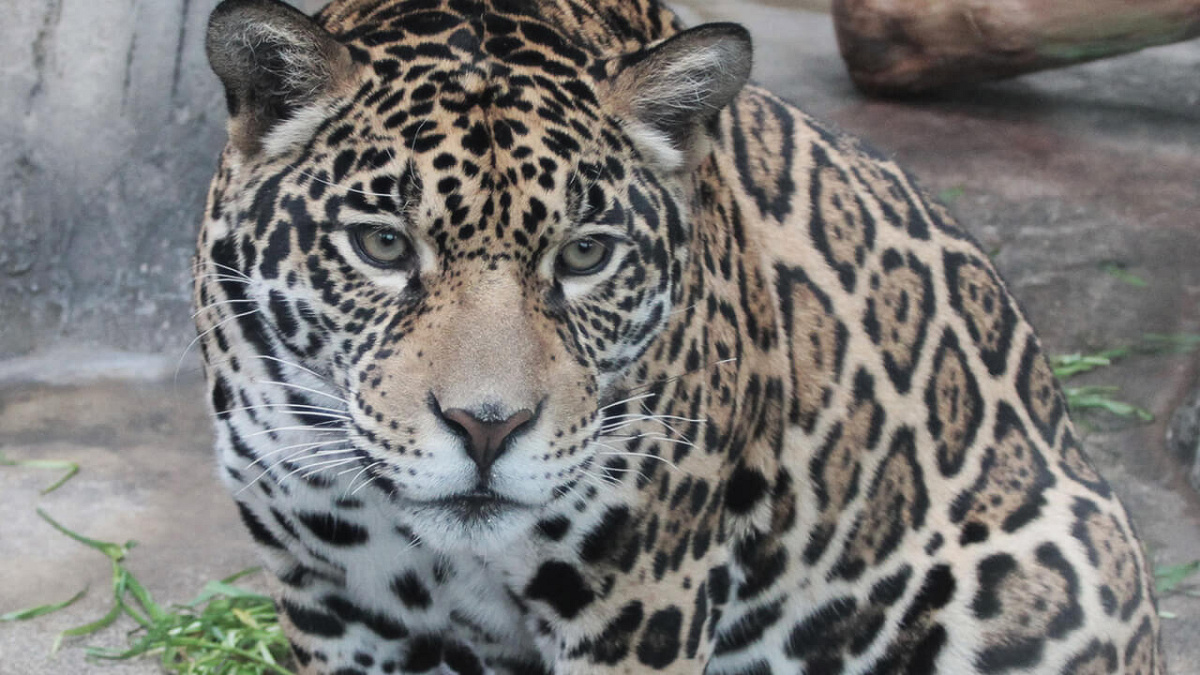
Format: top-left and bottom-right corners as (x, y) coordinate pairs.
(404, 501), (540, 555)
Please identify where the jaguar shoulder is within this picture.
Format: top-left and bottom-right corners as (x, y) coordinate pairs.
(194, 0), (1163, 672)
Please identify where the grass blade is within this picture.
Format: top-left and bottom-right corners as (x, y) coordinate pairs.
(1, 588), (88, 622)
(1156, 560), (1200, 595)
(0, 453), (80, 494)
(36, 509), (132, 561)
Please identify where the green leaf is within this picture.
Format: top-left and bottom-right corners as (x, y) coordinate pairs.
(0, 454), (80, 494)
(937, 186), (965, 205)
(56, 602), (123, 649)
(36, 509), (131, 561)
(1156, 560), (1200, 594)
(1063, 386), (1154, 421)
(1, 588), (88, 622)
(1101, 262), (1148, 287)
(1142, 333), (1200, 355)
(190, 580), (272, 606)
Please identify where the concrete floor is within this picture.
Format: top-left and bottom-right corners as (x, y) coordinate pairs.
(2, 1), (1199, 673)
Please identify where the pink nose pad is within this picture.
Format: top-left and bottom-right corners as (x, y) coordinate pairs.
(440, 407), (535, 473)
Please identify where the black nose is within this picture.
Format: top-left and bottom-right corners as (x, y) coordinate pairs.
(435, 401), (535, 473)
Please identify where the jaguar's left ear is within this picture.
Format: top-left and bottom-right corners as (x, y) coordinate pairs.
(206, 0), (357, 156)
(604, 23), (752, 172)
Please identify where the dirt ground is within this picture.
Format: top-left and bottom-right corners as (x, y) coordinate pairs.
(2, 1), (1198, 672)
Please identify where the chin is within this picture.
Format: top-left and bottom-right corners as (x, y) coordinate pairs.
(403, 496), (541, 555)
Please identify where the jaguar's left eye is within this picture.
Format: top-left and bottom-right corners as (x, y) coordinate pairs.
(352, 226), (412, 267)
(556, 235), (616, 277)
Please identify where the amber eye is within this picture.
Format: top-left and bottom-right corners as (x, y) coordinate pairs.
(556, 236), (616, 276)
(352, 226), (412, 267)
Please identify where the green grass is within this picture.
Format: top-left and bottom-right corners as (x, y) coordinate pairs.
(0, 452), (79, 494)
(1100, 262), (1149, 288)
(1050, 333), (1200, 423)
(937, 185), (966, 206)
(2, 462), (295, 675)
(1156, 560), (1200, 619)
(1050, 347), (1153, 422)
(18, 509), (293, 674)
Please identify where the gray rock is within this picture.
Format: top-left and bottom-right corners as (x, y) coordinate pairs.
(1168, 385), (1200, 493)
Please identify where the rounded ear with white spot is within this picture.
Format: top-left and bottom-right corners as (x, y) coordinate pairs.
(606, 23), (753, 171)
(206, 0), (355, 155)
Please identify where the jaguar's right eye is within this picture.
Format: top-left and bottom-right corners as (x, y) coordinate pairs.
(351, 226), (412, 268)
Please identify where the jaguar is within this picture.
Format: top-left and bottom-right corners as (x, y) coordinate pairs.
(194, 0), (1164, 672)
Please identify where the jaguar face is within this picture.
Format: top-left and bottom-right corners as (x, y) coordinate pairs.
(200, 1), (750, 551)
(315, 81), (681, 546)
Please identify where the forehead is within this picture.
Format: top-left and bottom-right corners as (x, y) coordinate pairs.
(256, 3), (658, 268)
(301, 11), (636, 247)
(329, 13), (617, 170)
(331, 3), (607, 143)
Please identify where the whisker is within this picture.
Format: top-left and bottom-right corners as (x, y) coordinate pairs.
(249, 355), (348, 392)
(350, 461), (386, 496)
(288, 457), (360, 483)
(296, 169), (397, 198)
(224, 402), (351, 417)
(191, 298), (258, 319)
(601, 413), (706, 425)
(244, 423), (345, 438)
(239, 443), (353, 493)
(238, 409), (351, 422)
(251, 379), (351, 405)
(599, 433), (698, 449)
(191, 273), (255, 285)
(246, 438), (351, 469)
(624, 357), (739, 395)
(204, 261), (253, 280)
(598, 392), (657, 411)
(176, 307), (262, 382)
(594, 448), (681, 473)
(580, 468), (623, 489)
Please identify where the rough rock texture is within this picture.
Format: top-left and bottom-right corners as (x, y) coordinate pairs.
(0, 0), (323, 358)
(1169, 386), (1200, 493)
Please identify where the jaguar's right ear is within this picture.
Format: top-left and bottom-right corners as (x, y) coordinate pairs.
(206, 0), (355, 156)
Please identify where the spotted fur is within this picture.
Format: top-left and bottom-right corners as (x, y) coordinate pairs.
(194, 0), (1163, 672)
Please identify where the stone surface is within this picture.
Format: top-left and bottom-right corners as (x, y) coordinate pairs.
(2, 0), (1199, 673)
(0, 369), (257, 675)
(1169, 387), (1200, 493)
(0, 0), (325, 359)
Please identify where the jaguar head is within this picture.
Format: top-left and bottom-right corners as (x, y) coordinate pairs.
(199, 0), (750, 550)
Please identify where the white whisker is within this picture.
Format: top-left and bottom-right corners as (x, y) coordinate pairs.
(176, 307), (263, 382)
(246, 438), (351, 469)
(238, 442), (352, 494)
(191, 298), (258, 319)
(599, 393), (657, 411)
(600, 433), (698, 449)
(252, 379), (351, 405)
(206, 261), (253, 280)
(225, 402), (350, 417)
(251, 355), (346, 391)
(594, 448), (681, 472)
(244, 423), (345, 438)
(289, 457), (360, 482)
(191, 273), (255, 285)
(350, 461), (386, 495)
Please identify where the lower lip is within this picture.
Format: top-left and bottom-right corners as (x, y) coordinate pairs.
(433, 492), (519, 519)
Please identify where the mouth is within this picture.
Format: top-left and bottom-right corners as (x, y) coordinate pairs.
(429, 489), (521, 521)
